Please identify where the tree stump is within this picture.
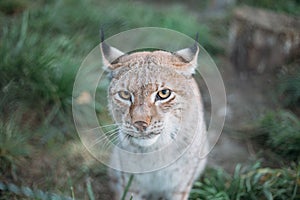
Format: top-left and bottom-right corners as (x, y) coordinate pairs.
(229, 6), (300, 73)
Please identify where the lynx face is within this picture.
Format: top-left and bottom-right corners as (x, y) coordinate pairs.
(101, 43), (199, 149)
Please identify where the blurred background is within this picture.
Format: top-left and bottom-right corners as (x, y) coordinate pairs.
(0, 0), (299, 199)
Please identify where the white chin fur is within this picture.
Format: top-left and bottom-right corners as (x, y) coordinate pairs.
(131, 135), (160, 147)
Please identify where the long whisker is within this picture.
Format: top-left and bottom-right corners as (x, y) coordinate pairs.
(115, 133), (130, 147)
(111, 134), (122, 146)
(99, 123), (121, 128)
(85, 123), (120, 132)
(89, 128), (119, 147)
(173, 142), (182, 155)
(104, 127), (120, 135)
(100, 131), (120, 150)
(170, 135), (183, 155)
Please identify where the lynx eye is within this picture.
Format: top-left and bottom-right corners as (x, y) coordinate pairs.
(156, 89), (171, 100)
(118, 91), (131, 101)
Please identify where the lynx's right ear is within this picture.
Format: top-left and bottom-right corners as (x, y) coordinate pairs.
(99, 29), (124, 70)
(100, 42), (124, 70)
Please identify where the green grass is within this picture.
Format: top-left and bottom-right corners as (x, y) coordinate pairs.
(121, 175), (134, 200)
(0, 181), (73, 200)
(254, 64), (300, 161)
(258, 110), (300, 161)
(0, 11), (78, 111)
(278, 71), (300, 108)
(0, 0), (29, 15)
(0, 0), (218, 120)
(0, 116), (31, 176)
(0, 0), (219, 154)
(190, 162), (300, 200)
(1, 162), (298, 200)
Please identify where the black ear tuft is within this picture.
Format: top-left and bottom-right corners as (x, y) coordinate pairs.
(174, 41), (200, 76)
(175, 43), (199, 64)
(100, 40), (124, 70)
(190, 42), (199, 57)
(195, 32), (199, 44)
(101, 42), (111, 61)
(100, 27), (105, 43)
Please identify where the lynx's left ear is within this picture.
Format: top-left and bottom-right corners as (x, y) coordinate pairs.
(100, 42), (124, 71)
(174, 43), (199, 76)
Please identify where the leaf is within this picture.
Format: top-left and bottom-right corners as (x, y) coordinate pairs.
(86, 178), (95, 200)
(263, 189), (273, 200)
(7, 183), (20, 195)
(21, 186), (34, 198)
(121, 174), (134, 200)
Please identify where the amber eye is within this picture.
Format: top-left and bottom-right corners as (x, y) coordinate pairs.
(118, 91), (131, 101)
(156, 89), (171, 100)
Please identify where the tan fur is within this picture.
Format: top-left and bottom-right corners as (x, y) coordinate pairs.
(101, 43), (208, 200)
(110, 51), (190, 69)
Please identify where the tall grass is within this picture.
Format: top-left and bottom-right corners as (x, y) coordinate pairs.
(259, 110), (300, 161)
(0, 0), (217, 142)
(278, 71), (300, 108)
(255, 64), (300, 161)
(0, 12), (78, 111)
(0, 117), (31, 175)
(0, 181), (73, 200)
(0, 0), (216, 118)
(190, 162), (300, 200)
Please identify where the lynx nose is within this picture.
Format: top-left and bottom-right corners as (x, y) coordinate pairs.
(133, 121), (149, 132)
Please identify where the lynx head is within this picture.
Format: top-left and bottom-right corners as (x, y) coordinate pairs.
(100, 41), (199, 149)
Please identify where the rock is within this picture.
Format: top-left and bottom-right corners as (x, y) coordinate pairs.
(229, 6), (300, 74)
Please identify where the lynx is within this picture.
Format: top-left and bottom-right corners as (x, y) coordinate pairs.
(100, 39), (208, 200)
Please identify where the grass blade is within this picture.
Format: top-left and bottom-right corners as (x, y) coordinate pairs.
(121, 174), (134, 200)
(86, 178), (95, 200)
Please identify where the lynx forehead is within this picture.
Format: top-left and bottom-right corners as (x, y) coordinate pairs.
(109, 51), (194, 70)
(100, 40), (208, 200)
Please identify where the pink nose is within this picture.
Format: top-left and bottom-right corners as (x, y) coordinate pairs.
(133, 121), (149, 132)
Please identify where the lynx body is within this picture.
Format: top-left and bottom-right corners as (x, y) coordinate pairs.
(101, 42), (208, 200)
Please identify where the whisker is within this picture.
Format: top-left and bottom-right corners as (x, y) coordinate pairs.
(115, 133), (130, 148)
(112, 135), (122, 147)
(89, 128), (119, 147)
(171, 136), (183, 155)
(115, 134), (126, 147)
(101, 132), (118, 150)
(85, 123), (120, 132)
(99, 123), (121, 128)
(104, 127), (120, 135)
(100, 131), (120, 150)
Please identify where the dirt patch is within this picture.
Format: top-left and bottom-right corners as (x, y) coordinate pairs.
(15, 141), (112, 199)
(206, 56), (279, 173)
